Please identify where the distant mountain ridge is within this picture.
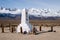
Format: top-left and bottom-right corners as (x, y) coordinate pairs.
(0, 7), (60, 20)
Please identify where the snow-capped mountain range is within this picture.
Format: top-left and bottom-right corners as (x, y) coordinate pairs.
(0, 7), (60, 20)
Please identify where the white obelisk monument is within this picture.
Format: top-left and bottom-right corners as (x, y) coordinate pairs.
(17, 8), (32, 33)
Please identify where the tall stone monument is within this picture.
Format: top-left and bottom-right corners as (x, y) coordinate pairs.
(16, 8), (32, 33)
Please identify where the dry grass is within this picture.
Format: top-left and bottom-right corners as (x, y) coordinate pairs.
(0, 20), (60, 27)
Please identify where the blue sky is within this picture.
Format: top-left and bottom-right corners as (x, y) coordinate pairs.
(0, 0), (60, 9)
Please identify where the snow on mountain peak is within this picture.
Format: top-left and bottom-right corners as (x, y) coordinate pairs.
(0, 8), (21, 14)
(0, 7), (60, 17)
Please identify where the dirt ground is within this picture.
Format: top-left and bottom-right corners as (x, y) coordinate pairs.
(0, 26), (60, 40)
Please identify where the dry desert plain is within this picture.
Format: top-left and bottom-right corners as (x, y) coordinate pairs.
(0, 20), (60, 40)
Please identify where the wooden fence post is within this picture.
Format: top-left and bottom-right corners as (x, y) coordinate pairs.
(32, 27), (36, 35)
(51, 26), (53, 32)
(10, 25), (16, 33)
(11, 26), (14, 33)
(20, 27), (22, 33)
(9, 25), (13, 33)
(39, 26), (42, 31)
(11, 25), (15, 33)
(1, 24), (4, 33)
